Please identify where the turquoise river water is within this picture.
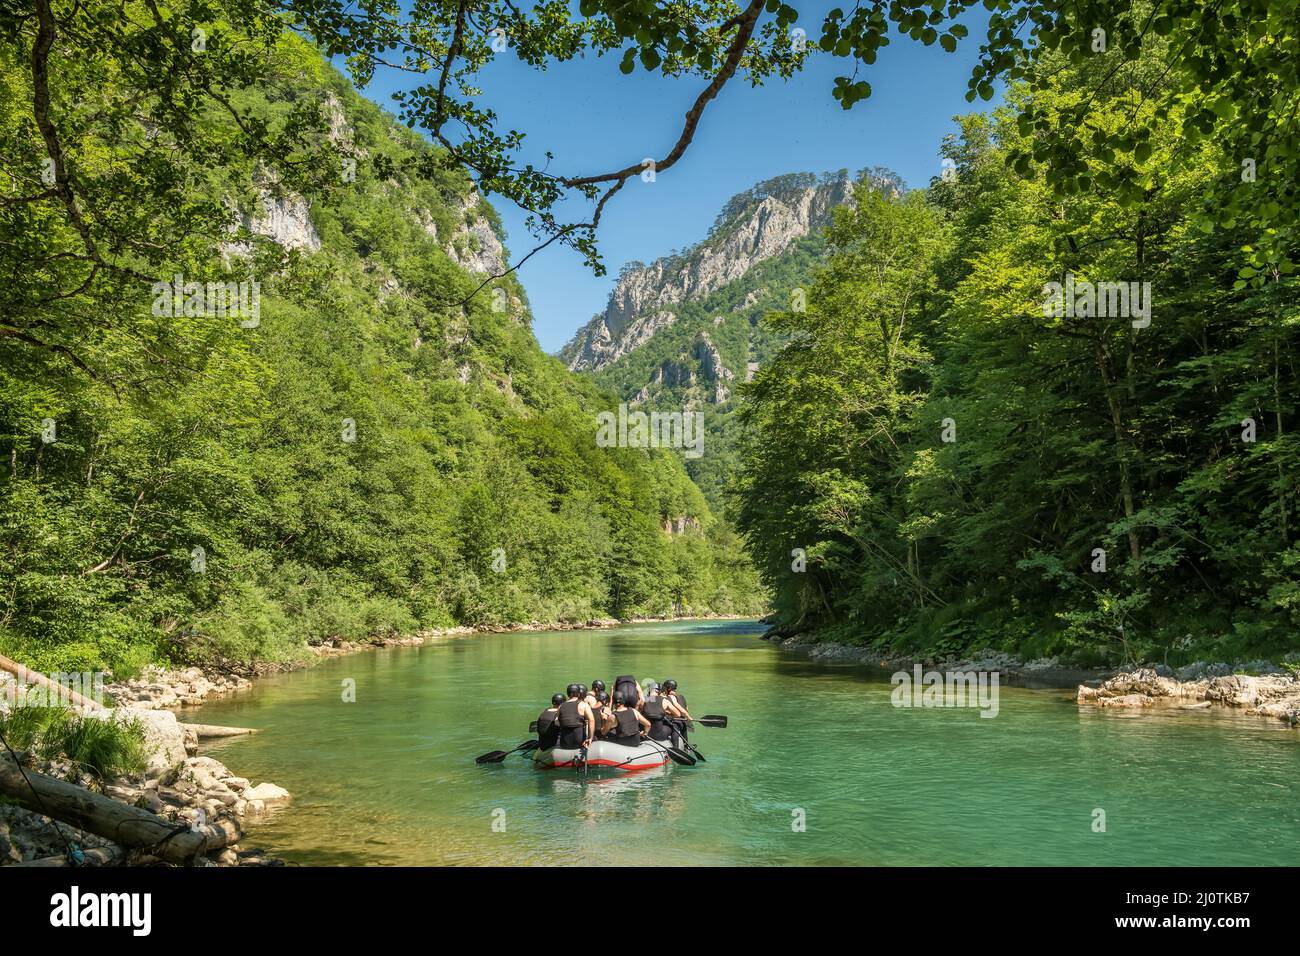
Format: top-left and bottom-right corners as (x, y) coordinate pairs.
(190, 619), (1300, 866)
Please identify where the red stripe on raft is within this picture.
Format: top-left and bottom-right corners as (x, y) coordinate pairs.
(541, 758), (669, 770)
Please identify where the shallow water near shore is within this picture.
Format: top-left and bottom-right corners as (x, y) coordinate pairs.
(191, 619), (1300, 866)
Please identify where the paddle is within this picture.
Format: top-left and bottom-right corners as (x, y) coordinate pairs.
(650, 740), (695, 767)
(666, 719), (705, 762)
(476, 739), (540, 764)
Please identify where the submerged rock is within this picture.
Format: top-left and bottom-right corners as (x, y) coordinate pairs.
(243, 782), (290, 805)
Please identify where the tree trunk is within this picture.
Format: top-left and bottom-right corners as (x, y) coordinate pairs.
(0, 753), (240, 865)
(1094, 340), (1141, 562)
(0, 653), (104, 710)
(11, 845), (126, 867)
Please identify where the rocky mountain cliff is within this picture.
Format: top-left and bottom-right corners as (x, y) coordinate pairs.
(560, 172), (853, 374)
(560, 171), (869, 513)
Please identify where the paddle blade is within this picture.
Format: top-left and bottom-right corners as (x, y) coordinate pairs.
(663, 746), (696, 767)
(698, 715), (728, 728)
(475, 750), (508, 764)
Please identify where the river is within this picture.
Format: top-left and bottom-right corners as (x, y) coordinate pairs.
(190, 619), (1300, 865)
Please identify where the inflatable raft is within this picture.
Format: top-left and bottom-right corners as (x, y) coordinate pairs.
(534, 738), (673, 771)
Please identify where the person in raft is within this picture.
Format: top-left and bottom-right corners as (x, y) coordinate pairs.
(661, 679), (692, 743)
(557, 683), (595, 750)
(640, 681), (685, 744)
(536, 693), (565, 750)
(608, 691), (651, 746)
(612, 674), (644, 710)
(582, 681), (606, 730)
(590, 690), (615, 738)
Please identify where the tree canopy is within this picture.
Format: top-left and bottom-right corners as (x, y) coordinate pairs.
(736, 39), (1300, 665)
(5, 0), (1295, 308)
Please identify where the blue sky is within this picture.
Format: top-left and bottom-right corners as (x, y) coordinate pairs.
(354, 8), (996, 353)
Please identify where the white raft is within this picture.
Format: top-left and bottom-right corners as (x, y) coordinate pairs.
(534, 738), (673, 771)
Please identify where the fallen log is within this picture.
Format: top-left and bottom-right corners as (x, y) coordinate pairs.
(0, 653), (104, 710)
(11, 845), (127, 867)
(181, 722), (259, 739)
(0, 753), (239, 865)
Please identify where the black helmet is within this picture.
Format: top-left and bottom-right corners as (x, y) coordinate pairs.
(663, 679), (678, 691)
(591, 679), (606, 692)
(576, 684), (588, 699)
(595, 691), (608, 704)
(551, 693), (566, 706)
(612, 691), (626, 706)
(566, 683), (581, 698)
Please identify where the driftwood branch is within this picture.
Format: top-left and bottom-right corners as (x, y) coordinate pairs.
(185, 723), (259, 739)
(0, 653), (104, 709)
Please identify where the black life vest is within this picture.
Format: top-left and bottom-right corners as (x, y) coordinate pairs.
(536, 708), (560, 749)
(612, 708), (641, 745)
(613, 675), (638, 705)
(557, 700), (586, 748)
(642, 698), (672, 741)
(669, 693), (689, 738)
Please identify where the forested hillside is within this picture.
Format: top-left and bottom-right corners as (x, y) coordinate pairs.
(0, 30), (763, 675)
(737, 45), (1300, 666)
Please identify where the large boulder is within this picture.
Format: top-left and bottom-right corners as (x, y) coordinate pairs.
(1205, 675), (1259, 707)
(1251, 698), (1300, 725)
(1098, 668), (1180, 698)
(86, 707), (188, 776)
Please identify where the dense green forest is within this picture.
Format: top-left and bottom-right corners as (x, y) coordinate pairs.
(4, 0), (1296, 676)
(736, 43), (1300, 666)
(0, 30), (763, 676)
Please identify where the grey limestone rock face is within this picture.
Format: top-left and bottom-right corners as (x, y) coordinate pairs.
(560, 174), (853, 373)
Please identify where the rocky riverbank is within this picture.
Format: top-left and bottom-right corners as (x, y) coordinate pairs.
(103, 615), (744, 709)
(0, 750), (288, 867)
(0, 672), (288, 867)
(1077, 668), (1300, 726)
(768, 632), (1108, 685)
(767, 631), (1300, 729)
